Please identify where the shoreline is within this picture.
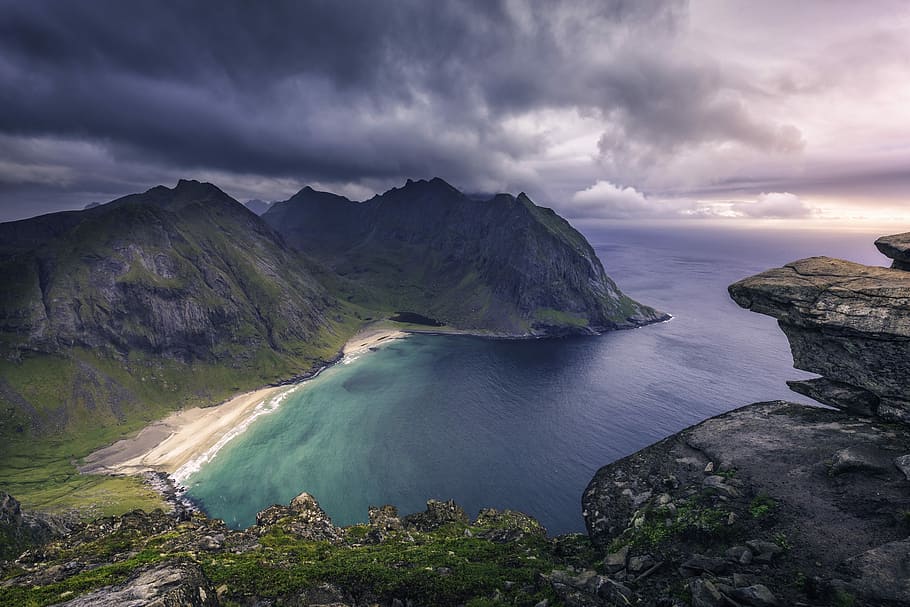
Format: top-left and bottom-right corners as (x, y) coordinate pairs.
(79, 383), (293, 478)
(78, 319), (667, 509)
(80, 325), (412, 484)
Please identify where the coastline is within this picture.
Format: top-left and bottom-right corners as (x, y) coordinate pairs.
(79, 384), (292, 477)
(76, 319), (664, 509)
(80, 326), (411, 483)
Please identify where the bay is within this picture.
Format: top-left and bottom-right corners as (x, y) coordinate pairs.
(184, 226), (887, 534)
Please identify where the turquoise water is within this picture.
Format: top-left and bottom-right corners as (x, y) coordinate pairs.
(183, 226), (887, 534)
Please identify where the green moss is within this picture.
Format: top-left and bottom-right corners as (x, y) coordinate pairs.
(203, 527), (558, 606)
(749, 494), (777, 520)
(0, 550), (165, 607)
(611, 494), (733, 552)
(533, 308), (589, 328)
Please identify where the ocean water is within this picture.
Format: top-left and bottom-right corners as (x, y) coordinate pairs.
(183, 226), (888, 534)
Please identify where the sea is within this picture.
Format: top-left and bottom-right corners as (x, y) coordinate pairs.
(182, 225), (888, 534)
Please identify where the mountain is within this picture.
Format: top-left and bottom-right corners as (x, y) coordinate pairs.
(243, 199), (273, 215)
(264, 178), (666, 335)
(0, 180), (347, 443)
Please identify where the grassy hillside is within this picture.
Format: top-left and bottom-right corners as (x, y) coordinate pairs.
(0, 181), (361, 515)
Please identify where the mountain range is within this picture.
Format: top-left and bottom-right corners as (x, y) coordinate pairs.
(264, 177), (665, 334)
(0, 177), (664, 511)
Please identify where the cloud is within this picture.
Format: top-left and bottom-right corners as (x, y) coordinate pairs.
(568, 181), (654, 218)
(566, 180), (706, 219)
(731, 192), (814, 219)
(565, 182), (817, 222)
(0, 1), (908, 222)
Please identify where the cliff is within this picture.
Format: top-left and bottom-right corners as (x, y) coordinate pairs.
(579, 233), (910, 606)
(2, 233), (909, 606)
(264, 178), (667, 335)
(728, 241), (910, 424)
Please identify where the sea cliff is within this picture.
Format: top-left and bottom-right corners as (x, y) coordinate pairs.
(2, 233), (909, 606)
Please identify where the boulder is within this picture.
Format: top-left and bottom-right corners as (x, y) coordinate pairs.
(402, 499), (469, 531)
(874, 232), (910, 270)
(255, 492), (342, 543)
(473, 508), (547, 542)
(842, 538), (910, 604)
(51, 560), (218, 606)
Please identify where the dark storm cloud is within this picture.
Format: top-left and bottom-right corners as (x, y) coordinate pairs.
(0, 0), (802, 219)
(0, 0), (904, 222)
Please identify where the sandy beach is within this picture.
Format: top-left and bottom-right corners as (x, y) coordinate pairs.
(342, 326), (407, 356)
(81, 325), (408, 480)
(79, 384), (292, 477)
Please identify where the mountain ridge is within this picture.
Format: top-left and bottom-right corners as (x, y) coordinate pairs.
(264, 177), (667, 335)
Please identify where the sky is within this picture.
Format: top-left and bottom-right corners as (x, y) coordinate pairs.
(0, 0), (908, 229)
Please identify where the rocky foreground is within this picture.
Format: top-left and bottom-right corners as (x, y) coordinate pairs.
(2, 233), (910, 606)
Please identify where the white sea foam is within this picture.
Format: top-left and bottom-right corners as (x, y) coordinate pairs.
(172, 386), (296, 484)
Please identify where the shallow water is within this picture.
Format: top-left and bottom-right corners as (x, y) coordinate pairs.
(184, 226), (887, 534)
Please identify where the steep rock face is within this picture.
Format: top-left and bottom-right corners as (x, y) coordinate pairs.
(728, 253), (910, 423)
(0, 492), (73, 560)
(1, 180), (332, 361)
(52, 560), (218, 607)
(265, 178), (667, 335)
(582, 401), (910, 606)
(0, 180), (341, 437)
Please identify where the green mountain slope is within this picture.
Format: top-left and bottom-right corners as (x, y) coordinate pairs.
(264, 178), (667, 334)
(0, 180), (352, 513)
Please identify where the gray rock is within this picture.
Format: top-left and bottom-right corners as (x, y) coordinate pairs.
(602, 545), (629, 573)
(255, 492), (342, 543)
(402, 499), (469, 532)
(895, 454), (910, 481)
(733, 573), (756, 588)
(290, 582), (355, 606)
(829, 446), (891, 475)
(729, 584), (779, 606)
(52, 560), (217, 606)
(702, 475), (740, 497)
(725, 545), (753, 565)
(787, 377), (879, 416)
(680, 554), (729, 576)
(628, 554), (656, 574)
(689, 578), (725, 607)
(729, 255), (910, 425)
(875, 232), (910, 270)
(197, 535), (221, 551)
(365, 504), (401, 542)
(368, 504), (402, 531)
(842, 538), (910, 604)
(746, 540), (783, 562)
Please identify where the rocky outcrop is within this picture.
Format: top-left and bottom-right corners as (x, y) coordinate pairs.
(255, 491), (343, 543)
(1, 492), (583, 607)
(52, 560), (218, 607)
(264, 178), (668, 335)
(0, 492), (73, 560)
(728, 250), (910, 424)
(401, 498), (469, 531)
(875, 232), (910, 270)
(582, 401), (910, 606)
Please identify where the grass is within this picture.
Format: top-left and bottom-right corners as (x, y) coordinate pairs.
(533, 308), (589, 328)
(749, 494), (778, 520)
(609, 493), (733, 553)
(0, 518), (572, 607)
(0, 311), (362, 517)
